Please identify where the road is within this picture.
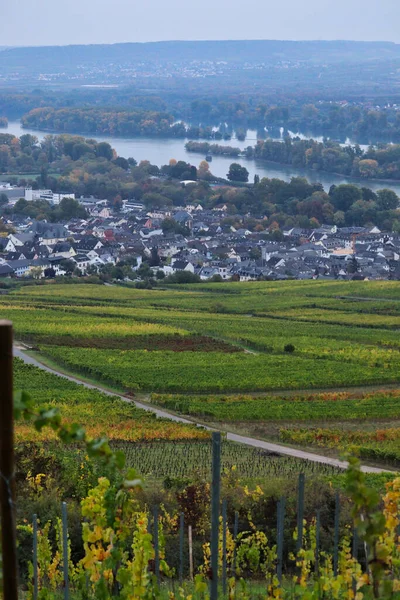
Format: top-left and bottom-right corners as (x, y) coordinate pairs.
(14, 346), (391, 475)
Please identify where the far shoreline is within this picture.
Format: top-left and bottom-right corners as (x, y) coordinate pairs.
(4, 121), (400, 190)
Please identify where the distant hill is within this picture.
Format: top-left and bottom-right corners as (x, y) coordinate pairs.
(1, 39), (400, 70)
(2, 40), (400, 99)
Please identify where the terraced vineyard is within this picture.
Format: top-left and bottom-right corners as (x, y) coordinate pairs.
(14, 358), (208, 443)
(5, 279), (400, 468)
(14, 357), (344, 483)
(113, 440), (342, 480)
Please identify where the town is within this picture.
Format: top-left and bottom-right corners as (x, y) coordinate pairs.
(0, 182), (398, 283)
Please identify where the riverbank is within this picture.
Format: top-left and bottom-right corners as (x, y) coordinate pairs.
(5, 120), (400, 196)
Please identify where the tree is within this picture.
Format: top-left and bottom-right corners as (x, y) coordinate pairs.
(137, 262), (153, 279)
(13, 198), (28, 213)
(161, 218), (189, 236)
(310, 217), (320, 228)
(361, 187), (378, 202)
(29, 266), (43, 279)
(198, 160), (212, 181)
(96, 142), (114, 160)
(358, 159), (379, 178)
(44, 267), (56, 278)
(166, 160), (197, 180)
(113, 156), (129, 170)
(347, 255), (359, 274)
(118, 255), (137, 268)
(111, 266), (125, 280)
(249, 247), (261, 260)
(112, 195), (123, 212)
(142, 193), (172, 209)
(59, 259), (75, 275)
(149, 247), (160, 267)
(165, 271), (200, 284)
(19, 133), (38, 150)
(331, 185), (362, 211)
(0, 193), (8, 205)
(40, 166), (48, 187)
(59, 197), (87, 219)
(333, 211), (346, 226)
(270, 229), (284, 241)
(86, 264), (99, 276)
(376, 189), (399, 211)
(227, 163), (249, 183)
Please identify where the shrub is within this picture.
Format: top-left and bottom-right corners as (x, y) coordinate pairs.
(284, 343), (295, 353)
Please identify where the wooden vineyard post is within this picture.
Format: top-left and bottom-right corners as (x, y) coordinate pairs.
(61, 502), (70, 600)
(153, 505), (160, 586)
(222, 499), (227, 596)
(315, 509), (321, 574)
(179, 512), (184, 585)
(352, 526), (358, 596)
(0, 320), (18, 600)
(333, 491), (340, 577)
(276, 497), (285, 584)
(232, 511), (238, 579)
(32, 514), (38, 600)
(352, 527), (358, 560)
(188, 525), (194, 581)
(296, 473), (305, 553)
(210, 431), (221, 600)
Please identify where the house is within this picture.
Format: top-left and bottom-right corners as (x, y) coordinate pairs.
(173, 211), (193, 230)
(5, 233), (36, 251)
(49, 242), (76, 259)
(140, 228), (163, 239)
(0, 264), (13, 277)
(73, 236), (103, 253)
(171, 260), (195, 273)
(198, 266), (220, 280)
(6, 258), (50, 278)
(26, 222), (70, 244)
(4, 251), (28, 261)
(73, 255), (91, 273)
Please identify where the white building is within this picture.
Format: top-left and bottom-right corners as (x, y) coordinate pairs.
(25, 188), (75, 205)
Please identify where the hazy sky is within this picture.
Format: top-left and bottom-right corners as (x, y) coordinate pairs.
(2, 0), (400, 46)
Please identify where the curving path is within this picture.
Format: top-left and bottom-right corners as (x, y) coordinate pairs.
(14, 346), (391, 475)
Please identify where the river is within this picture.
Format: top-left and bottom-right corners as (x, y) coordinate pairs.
(4, 120), (400, 195)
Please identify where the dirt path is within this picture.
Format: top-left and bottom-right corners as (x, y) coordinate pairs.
(14, 346), (392, 475)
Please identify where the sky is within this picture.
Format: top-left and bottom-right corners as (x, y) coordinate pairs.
(2, 0), (400, 46)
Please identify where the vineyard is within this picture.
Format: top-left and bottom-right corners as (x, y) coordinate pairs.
(114, 440), (342, 481)
(13, 359), (208, 443)
(4, 279), (400, 468)
(4, 280), (400, 597)
(152, 390), (400, 422)
(15, 461), (400, 600)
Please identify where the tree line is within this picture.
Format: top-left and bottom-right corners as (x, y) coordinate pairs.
(1, 132), (400, 232)
(249, 137), (400, 180)
(2, 90), (400, 145)
(185, 141), (241, 157)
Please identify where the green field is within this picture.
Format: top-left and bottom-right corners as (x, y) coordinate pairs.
(5, 279), (400, 466)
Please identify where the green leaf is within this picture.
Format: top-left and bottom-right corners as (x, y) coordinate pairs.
(114, 450), (126, 470)
(13, 390), (33, 420)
